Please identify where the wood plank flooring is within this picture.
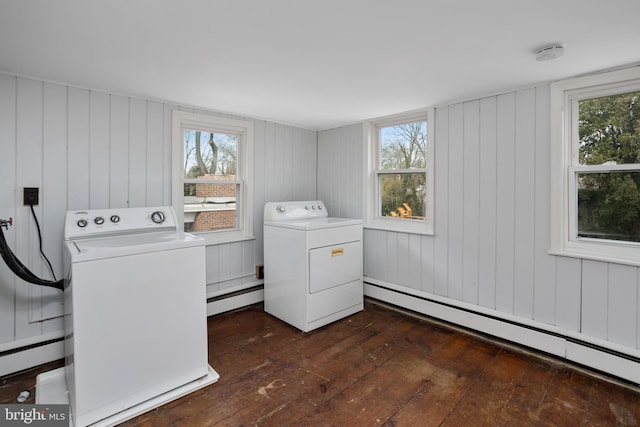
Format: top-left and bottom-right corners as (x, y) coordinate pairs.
(2, 299), (639, 426)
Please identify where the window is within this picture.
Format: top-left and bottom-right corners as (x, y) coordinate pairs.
(172, 112), (254, 244)
(550, 67), (640, 265)
(365, 109), (434, 234)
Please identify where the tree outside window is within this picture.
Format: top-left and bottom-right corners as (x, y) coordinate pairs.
(577, 91), (640, 242)
(183, 129), (239, 232)
(378, 121), (427, 219)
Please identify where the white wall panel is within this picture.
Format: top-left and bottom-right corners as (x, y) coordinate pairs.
(447, 103), (464, 300)
(343, 124), (363, 219)
(291, 127), (303, 201)
(0, 75), (17, 343)
(384, 232), (398, 285)
(128, 98), (147, 207)
(607, 264), (637, 347)
(67, 87), (90, 210)
(532, 86), (556, 325)
(554, 256), (581, 331)
(477, 96), (497, 309)
(462, 100), (480, 304)
(433, 107), (449, 297)
(317, 124), (364, 219)
(283, 126), (294, 199)
(318, 127), (339, 213)
(262, 121), (277, 205)
(146, 101), (165, 207)
(407, 233), (422, 291)
(303, 128), (318, 200)
(40, 83), (67, 328)
(363, 229), (382, 281)
(205, 244), (221, 291)
(274, 123), (286, 199)
(420, 235), (435, 293)
(396, 233), (409, 287)
(109, 95), (130, 208)
(253, 120), (267, 266)
(494, 92), (516, 314)
(162, 104), (176, 205)
(318, 123), (362, 219)
(15, 78), (45, 338)
(513, 88), (536, 319)
(581, 259), (608, 340)
(89, 91), (110, 209)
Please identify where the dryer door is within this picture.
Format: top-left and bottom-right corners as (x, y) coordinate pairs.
(309, 240), (362, 293)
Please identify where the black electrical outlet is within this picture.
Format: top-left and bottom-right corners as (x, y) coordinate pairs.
(24, 187), (39, 205)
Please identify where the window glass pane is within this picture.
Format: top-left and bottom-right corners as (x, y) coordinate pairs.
(183, 130), (237, 178)
(577, 171), (640, 242)
(379, 173), (426, 220)
(578, 91), (640, 166)
(380, 121), (426, 169)
(183, 182), (238, 233)
(183, 129), (238, 233)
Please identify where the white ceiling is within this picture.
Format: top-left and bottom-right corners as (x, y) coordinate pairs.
(1, 0), (639, 130)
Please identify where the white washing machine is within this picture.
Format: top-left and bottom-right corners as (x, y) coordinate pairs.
(36, 206), (218, 427)
(263, 201), (363, 332)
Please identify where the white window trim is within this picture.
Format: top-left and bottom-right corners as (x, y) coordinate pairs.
(364, 108), (435, 235)
(550, 66), (640, 266)
(172, 111), (254, 245)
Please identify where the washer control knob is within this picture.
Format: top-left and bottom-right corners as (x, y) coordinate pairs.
(318, 205), (323, 210)
(151, 211), (166, 224)
(312, 205), (316, 210)
(94, 216), (105, 225)
(277, 205), (286, 213)
(305, 205), (310, 210)
(77, 219), (88, 228)
(110, 215), (120, 223)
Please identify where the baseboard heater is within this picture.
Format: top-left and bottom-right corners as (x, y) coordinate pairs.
(0, 338), (63, 378)
(206, 285), (264, 316)
(364, 281), (640, 385)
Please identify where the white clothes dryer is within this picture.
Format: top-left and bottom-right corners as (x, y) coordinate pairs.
(263, 201), (363, 332)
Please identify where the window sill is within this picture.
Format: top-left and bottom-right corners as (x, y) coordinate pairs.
(365, 219), (434, 236)
(548, 243), (640, 267)
(190, 231), (255, 246)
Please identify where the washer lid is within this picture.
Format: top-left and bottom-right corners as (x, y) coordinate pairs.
(67, 231), (204, 262)
(264, 217), (363, 231)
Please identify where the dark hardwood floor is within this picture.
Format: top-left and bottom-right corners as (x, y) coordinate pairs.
(2, 300), (639, 426)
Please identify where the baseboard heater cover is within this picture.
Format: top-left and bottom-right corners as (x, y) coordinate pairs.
(207, 285), (264, 316)
(364, 281), (640, 385)
(0, 339), (63, 377)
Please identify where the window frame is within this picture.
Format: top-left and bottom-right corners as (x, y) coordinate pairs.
(172, 111), (254, 245)
(364, 109), (435, 235)
(550, 67), (640, 266)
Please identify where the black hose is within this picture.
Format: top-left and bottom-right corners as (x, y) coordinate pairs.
(0, 219), (63, 291)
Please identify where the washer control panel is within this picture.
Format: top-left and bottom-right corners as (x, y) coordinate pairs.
(264, 201), (328, 221)
(64, 206), (177, 240)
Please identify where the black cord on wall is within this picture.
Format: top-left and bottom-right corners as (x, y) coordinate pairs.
(0, 205), (63, 291)
(29, 204), (57, 281)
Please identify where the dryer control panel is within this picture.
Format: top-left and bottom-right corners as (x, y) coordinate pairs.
(64, 206), (178, 240)
(264, 201), (328, 222)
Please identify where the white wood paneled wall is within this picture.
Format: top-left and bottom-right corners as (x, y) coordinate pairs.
(318, 85), (640, 357)
(0, 73), (317, 349)
(317, 124), (363, 219)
